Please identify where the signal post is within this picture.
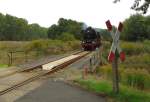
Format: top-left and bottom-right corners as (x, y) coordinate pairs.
(105, 20), (125, 93)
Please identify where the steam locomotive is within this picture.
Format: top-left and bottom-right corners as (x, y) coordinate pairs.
(81, 27), (101, 51)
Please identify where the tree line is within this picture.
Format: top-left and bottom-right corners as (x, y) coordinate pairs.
(47, 18), (83, 40)
(122, 14), (150, 41)
(0, 13), (83, 41)
(0, 13), (48, 40)
(99, 14), (150, 41)
(0, 12), (149, 42)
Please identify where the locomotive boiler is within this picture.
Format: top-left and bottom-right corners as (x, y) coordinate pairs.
(81, 27), (101, 51)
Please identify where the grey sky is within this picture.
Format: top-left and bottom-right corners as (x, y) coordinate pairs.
(0, 0), (149, 28)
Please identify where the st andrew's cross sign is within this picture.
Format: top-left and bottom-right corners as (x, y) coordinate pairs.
(106, 20), (125, 62)
(105, 20), (125, 93)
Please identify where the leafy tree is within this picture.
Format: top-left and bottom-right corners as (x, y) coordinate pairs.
(57, 18), (82, 39)
(0, 13), (83, 41)
(121, 14), (147, 41)
(0, 13), (48, 41)
(47, 24), (61, 39)
(3, 14), (19, 40)
(99, 29), (111, 41)
(145, 15), (150, 39)
(14, 18), (28, 40)
(58, 32), (76, 41)
(27, 24), (47, 40)
(47, 18), (82, 40)
(0, 13), (6, 40)
(114, 0), (150, 14)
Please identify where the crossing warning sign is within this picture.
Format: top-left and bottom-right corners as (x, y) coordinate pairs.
(106, 20), (125, 62)
(105, 20), (125, 93)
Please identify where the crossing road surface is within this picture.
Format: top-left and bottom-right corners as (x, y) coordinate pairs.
(15, 79), (106, 102)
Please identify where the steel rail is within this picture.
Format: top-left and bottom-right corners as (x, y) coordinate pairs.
(0, 51), (83, 79)
(0, 51), (89, 96)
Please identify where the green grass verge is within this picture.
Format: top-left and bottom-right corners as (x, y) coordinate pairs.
(74, 79), (150, 102)
(0, 64), (8, 68)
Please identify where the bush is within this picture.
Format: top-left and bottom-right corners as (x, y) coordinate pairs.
(122, 68), (150, 90)
(58, 32), (76, 41)
(121, 42), (144, 55)
(66, 41), (81, 50)
(100, 65), (150, 90)
(100, 65), (112, 79)
(25, 39), (49, 55)
(143, 40), (150, 53)
(121, 53), (150, 71)
(102, 41), (150, 60)
(121, 41), (150, 55)
(0, 41), (28, 51)
(100, 41), (111, 64)
(98, 40), (150, 91)
(25, 39), (80, 55)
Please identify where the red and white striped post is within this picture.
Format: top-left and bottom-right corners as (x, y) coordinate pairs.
(82, 65), (88, 79)
(105, 20), (125, 94)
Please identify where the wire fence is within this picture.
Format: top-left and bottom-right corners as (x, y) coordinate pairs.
(0, 50), (48, 66)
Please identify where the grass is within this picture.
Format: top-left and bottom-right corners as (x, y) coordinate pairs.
(102, 40), (150, 58)
(99, 64), (150, 90)
(121, 41), (150, 55)
(0, 40), (81, 66)
(121, 53), (150, 70)
(0, 41), (29, 51)
(73, 40), (150, 102)
(74, 78), (150, 102)
(0, 64), (8, 68)
(100, 40), (150, 90)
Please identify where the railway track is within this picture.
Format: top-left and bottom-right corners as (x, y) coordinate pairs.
(0, 51), (82, 79)
(0, 51), (89, 96)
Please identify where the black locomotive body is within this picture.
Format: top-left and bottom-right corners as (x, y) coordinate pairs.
(81, 27), (101, 51)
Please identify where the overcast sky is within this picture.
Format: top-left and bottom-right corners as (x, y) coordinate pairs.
(0, 0), (149, 28)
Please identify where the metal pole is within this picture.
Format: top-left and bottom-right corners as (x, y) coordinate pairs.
(112, 53), (119, 93)
(89, 58), (92, 72)
(7, 53), (11, 66)
(10, 52), (13, 65)
(25, 52), (28, 63)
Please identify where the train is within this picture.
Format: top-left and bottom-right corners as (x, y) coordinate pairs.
(81, 27), (101, 51)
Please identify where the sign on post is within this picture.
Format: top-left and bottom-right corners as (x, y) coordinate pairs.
(106, 20), (125, 62)
(105, 20), (125, 93)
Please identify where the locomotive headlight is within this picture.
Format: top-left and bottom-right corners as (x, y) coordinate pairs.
(82, 41), (85, 43)
(92, 41), (96, 44)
